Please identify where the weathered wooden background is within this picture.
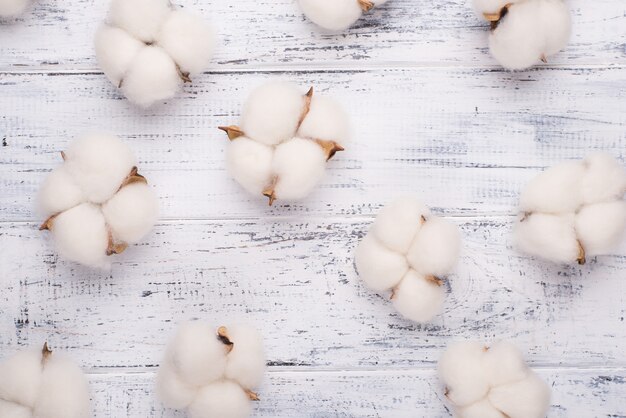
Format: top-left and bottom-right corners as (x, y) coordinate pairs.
(1, 0), (625, 416)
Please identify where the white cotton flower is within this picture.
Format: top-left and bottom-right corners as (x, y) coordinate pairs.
(476, 0), (571, 70)
(515, 154), (626, 264)
(0, 0), (29, 18)
(96, 0), (215, 107)
(221, 81), (348, 205)
(0, 344), (90, 418)
(37, 134), (158, 268)
(157, 321), (266, 418)
(297, 0), (388, 31)
(439, 340), (550, 418)
(354, 198), (461, 323)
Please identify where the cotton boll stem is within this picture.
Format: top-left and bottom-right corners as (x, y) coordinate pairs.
(219, 126), (246, 141)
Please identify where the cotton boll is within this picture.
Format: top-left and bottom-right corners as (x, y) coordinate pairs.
(297, 0), (363, 31)
(354, 233), (409, 291)
(576, 201), (626, 256)
(0, 0), (29, 18)
(121, 46), (182, 108)
(102, 182), (158, 244)
(52, 203), (110, 268)
(407, 217), (461, 277)
(188, 381), (252, 418)
(156, 361), (197, 409)
(0, 399), (31, 418)
(392, 270), (445, 323)
(514, 213), (580, 263)
(536, 0), (571, 57)
(581, 153), (626, 204)
(241, 82), (305, 146)
(94, 25), (144, 86)
(297, 96), (350, 145)
(371, 197), (430, 254)
(224, 325), (266, 389)
(272, 138), (327, 200)
(0, 349), (42, 407)
(473, 0), (513, 15)
(488, 371), (551, 418)
(482, 341), (528, 386)
(167, 322), (228, 387)
(63, 133), (136, 204)
(519, 161), (585, 213)
(226, 137), (274, 195)
(37, 166), (85, 216)
(33, 356), (90, 418)
(438, 341), (490, 407)
(108, 0), (171, 43)
(459, 399), (507, 418)
(157, 10), (215, 76)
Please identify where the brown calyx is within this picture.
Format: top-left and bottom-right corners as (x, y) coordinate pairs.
(118, 166), (148, 191)
(176, 65), (192, 83)
(297, 87), (314, 128)
(262, 176), (279, 206)
(245, 389), (260, 401)
(106, 229), (129, 256)
(39, 214), (58, 231)
(484, 3), (511, 30)
(315, 139), (345, 161)
(425, 275), (444, 286)
(358, 0), (375, 12)
(218, 125), (245, 141)
(41, 342), (53, 364)
(217, 326), (234, 353)
(577, 240), (586, 265)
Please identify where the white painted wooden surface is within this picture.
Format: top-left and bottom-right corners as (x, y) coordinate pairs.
(1, 0), (625, 417)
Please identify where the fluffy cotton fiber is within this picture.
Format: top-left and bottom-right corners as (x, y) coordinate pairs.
(220, 81), (349, 205)
(438, 340), (551, 418)
(157, 321), (266, 418)
(473, 0), (571, 70)
(0, 0), (29, 18)
(297, 0), (389, 31)
(354, 197), (461, 323)
(95, 0), (215, 107)
(0, 343), (90, 418)
(514, 153), (626, 264)
(37, 133), (158, 268)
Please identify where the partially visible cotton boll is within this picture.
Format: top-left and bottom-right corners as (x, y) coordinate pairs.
(581, 153), (626, 204)
(226, 137), (274, 195)
(487, 371), (551, 418)
(482, 341), (528, 386)
(241, 82), (305, 146)
(392, 270), (446, 323)
(575, 201), (626, 256)
(121, 46), (182, 108)
(371, 197), (430, 254)
(63, 133), (136, 204)
(407, 217), (461, 277)
(0, 0), (29, 18)
(298, 96), (350, 145)
(156, 361), (197, 409)
(519, 161), (585, 213)
(224, 325), (266, 389)
(536, 0), (571, 57)
(52, 203), (110, 268)
(297, 0), (363, 31)
(108, 0), (171, 43)
(37, 167), (85, 217)
(354, 233), (409, 292)
(438, 341), (490, 407)
(95, 25), (145, 86)
(514, 213), (580, 263)
(189, 381), (252, 418)
(272, 138), (327, 200)
(0, 349), (43, 407)
(33, 356), (91, 418)
(102, 182), (158, 244)
(156, 10), (216, 76)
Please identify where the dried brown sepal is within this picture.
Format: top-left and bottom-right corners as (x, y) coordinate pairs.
(218, 125), (245, 141)
(540, 54), (548, 63)
(39, 214), (57, 231)
(314, 139), (345, 161)
(577, 241), (586, 265)
(420, 215), (427, 225)
(176, 65), (192, 83)
(118, 166), (148, 191)
(118, 79), (123, 89)
(519, 212), (531, 222)
(41, 342), (52, 364)
(245, 389), (260, 401)
(486, 3), (511, 30)
(106, 230), (128, 256)
(358, 0), (375, 12)
(217, 326), (234, 353)
(444, 387), (450, 398)
(60, 151), (67, 161)
(390, 287), (396, 300)
(262, 176), (279, 206)
(298, 87), (314, 128)
(425, 275), (443, 286)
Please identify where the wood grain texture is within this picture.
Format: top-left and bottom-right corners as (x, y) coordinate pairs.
(0, 0), (624, 70)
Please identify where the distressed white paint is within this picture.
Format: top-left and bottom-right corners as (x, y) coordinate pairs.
(0, 0), (625, 416)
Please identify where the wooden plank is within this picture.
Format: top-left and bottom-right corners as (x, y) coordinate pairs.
(85, 368), (626, 417)
(0, 0), (624, 70)
(1, 67), (624, 221)
(1, 217), (625, 369)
